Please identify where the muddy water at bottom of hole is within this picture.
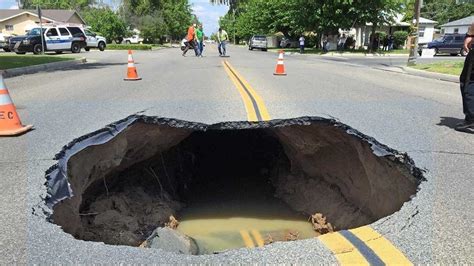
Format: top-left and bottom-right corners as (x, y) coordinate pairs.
(176, 200), (317, 254)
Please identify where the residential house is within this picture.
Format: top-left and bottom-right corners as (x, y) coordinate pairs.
(351, 14), (410, 49)
(0, 9), (86, 37)
(337, 15), (436, 50)
(418, 17), (438, 45)
(440, 15), (474, 35)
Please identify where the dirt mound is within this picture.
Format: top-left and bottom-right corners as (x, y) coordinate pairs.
(309, 213), (334, 236)
(79, 168), (183, 246)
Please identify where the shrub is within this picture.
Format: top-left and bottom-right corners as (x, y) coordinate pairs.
(107, 44), (153, 50)
(376, 31), (388, 41)
(393, 31), (409, 48)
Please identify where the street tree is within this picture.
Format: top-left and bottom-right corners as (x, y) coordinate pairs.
(81, 7), (127, 43)
(222, 0), (404, 49)
(119, 0), (194, 43)
(420, 0), (474, 25)
(343, 0), (404, 51)
(19, 0), (95, 10)
(162, 0), (194, 41)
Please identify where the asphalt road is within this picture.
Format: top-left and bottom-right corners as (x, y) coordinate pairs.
(0, 45), (472, 264)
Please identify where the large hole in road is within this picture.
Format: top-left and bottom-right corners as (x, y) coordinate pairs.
(45, 116), (424, 255)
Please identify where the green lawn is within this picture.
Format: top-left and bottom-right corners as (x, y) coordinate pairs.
(411, 61), (464, 76)
(0, 54), (74, 70)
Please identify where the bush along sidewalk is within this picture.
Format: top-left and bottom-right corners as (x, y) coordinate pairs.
(107, 44), (153, 50)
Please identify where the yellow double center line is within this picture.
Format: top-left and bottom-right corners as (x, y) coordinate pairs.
(222, 60), (271, 121)
(222, 59), (412, 265)
(319, 226), (413, 265)
(240, 229), (265, 248)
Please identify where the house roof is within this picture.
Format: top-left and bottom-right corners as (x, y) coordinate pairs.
(0, 9), (85, 24)
(419, 17), (437, 24)
(441, 15), (474, 27)
(365, 14), (410, 27)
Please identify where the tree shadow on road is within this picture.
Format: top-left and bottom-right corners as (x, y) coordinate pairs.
(437, 117), (465, 129)
(62, 62), (127, 71)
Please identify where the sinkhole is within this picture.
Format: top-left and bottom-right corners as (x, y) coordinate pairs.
(45, 116), (424, 255)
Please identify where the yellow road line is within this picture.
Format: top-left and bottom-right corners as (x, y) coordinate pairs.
(240, 230), (255, 248)
(221, 60), (411, 265)
(319, 232), (370, 265)
(350, 226), (413, 265)
(222, 60), (271, 121)
(250, 229), (265, 247)
(222, 62), (258, 121)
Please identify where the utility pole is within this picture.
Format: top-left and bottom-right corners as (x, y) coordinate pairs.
(233, 9), (236, 45)
(407, 0), (421, 66)
(37, 5), (45, 55)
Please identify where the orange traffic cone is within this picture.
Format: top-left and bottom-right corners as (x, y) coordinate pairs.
(274, 50), (287, 76)
(0, 75), (33, 136)
(124, 50), (142, 81)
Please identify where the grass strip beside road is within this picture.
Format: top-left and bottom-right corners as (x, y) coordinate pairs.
(411, 60), (463, 76)
(0, 54), (74, 70)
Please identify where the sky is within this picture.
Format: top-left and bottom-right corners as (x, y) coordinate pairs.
(0, 0), (228, 36)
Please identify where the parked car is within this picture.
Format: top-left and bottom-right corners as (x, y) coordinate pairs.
(426, 34), (468, 56)
(9, 25), (87, 54)
(280, 37), (299, 48)
(84, 29), (106, 51)
(0, 33), (11, 52)
(248, 35), (268, 51)
(123, 34), (144, 44)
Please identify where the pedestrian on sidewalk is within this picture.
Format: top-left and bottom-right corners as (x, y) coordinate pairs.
(196, 24), (204, 57)
(388, 34), (394, 51)
(456, 23), (474, 133)
(322, 35), (328, 53)
(182, 24), (199, 57)
(217, 28), (228, 56)
(337, 34), (346, 52)
(299, 35), (305, 54)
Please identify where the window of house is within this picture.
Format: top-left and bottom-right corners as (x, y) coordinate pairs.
(419, 26), (426, 37)
(454, 28), (459, 33)
(58, 28), (70, 36)
(5, 25), (14, 31)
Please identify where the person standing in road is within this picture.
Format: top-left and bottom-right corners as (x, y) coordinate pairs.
(299, 35), (305, 54)
(196, 24), (204, 57)
(217, 28), (228, 56)
(456, 23), (474, 133)
(182, 24), (198, 57)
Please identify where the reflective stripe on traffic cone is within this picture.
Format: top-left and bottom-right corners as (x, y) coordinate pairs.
(124, 50), (142, 81)
(274, 50), (287, 76)
(0, 75), (33, 136)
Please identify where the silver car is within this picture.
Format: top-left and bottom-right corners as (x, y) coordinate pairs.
(248, 35), (268, 51)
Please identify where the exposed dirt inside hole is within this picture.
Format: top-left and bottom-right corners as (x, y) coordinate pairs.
(47, 117), (424, 252)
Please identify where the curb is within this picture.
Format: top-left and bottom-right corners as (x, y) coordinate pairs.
(322, 52), (409, 57)
(268, 49), (408, 57)
(400, 66), (459, 83)
(0, 57), (87, 78)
